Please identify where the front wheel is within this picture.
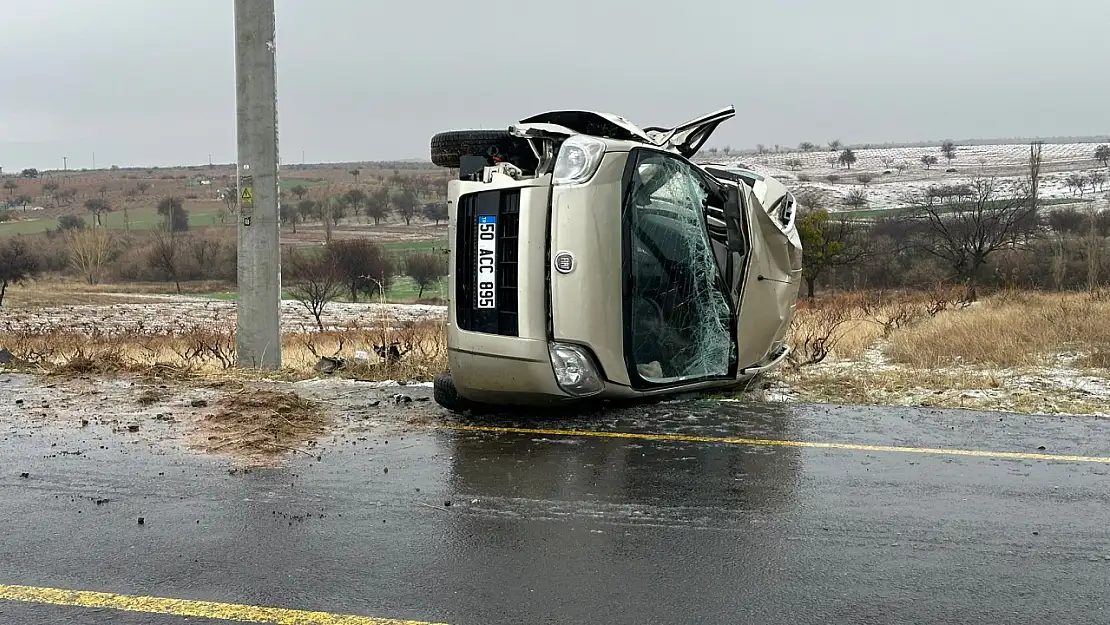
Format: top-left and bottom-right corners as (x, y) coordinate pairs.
(433, 372), (477, 413)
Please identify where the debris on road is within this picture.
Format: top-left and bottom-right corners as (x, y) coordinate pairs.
(191, 388), (331, 466)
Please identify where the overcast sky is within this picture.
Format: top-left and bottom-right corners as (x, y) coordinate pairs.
(1, 0), (1107, 171)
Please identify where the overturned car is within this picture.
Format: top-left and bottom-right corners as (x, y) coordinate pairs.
(428, 106), (802, 412)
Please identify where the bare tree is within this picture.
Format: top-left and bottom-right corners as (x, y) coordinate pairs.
(149, 228), (183, 293)
(404, 252), (448, 298)
(320, 197), (337, 243)
(797, 207), (871, 298)
(422, 202), (448, 225)
(136, 181), (151, 196)
(343, 188), (367, 222)
(83, 197), (112, 226)
(157, 197), (190, 231)
(904, 176), (1040, 299)
(1094, 144), (1110, 167)
(798, 142), (816, 153)
(1028, 141), (1043, 211)
(279, 203), (299, 233)
(296, 199), (317, 224)
(838, 149), (857, 170)
(921, 155), (939, 170)
(1089, 171), (1107, 193)
(325, 239), (395, 302)
(1065, 173), (1087, 197)
(895, 161), (909, 174)
(2, 180), (17, 196)
(365, 187), (392, 226)
(0, 235), (38, 307)
(65, 227), (113, 285)
(286, 246), (345, 331)
(940, 140), (957, 164)
(58, 187), (78, 206)
(843, 187), (869, 208)
(43, 180), (60, 205)
(1087, 203), (1102, 292)
(828, 140), (842, 152)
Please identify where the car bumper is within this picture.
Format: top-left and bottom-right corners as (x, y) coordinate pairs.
(446, 332), (574, 406)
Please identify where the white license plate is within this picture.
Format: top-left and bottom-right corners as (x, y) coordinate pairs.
(476, 215), (497, 309)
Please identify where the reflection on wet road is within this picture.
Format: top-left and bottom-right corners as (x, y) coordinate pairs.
(3, 391), (1110, 624)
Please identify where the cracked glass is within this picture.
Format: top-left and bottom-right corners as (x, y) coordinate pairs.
(624, 150), (734, 384)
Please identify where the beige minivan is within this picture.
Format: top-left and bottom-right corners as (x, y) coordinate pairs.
(428, 106), (802, 412)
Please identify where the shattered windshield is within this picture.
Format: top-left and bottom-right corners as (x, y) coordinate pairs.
(624, 150), (734, 384)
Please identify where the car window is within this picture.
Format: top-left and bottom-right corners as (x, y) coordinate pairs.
(624, 150), (734, 385)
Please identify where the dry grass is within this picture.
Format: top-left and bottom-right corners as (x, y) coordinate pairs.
(786, 365), (1107, 415)
(1, 277), (232, 308)
(785, 284), (970, 366)
(4, 282), (1107, 420)
(0, 317), (447, 382)
(790, 367), (1006, 405)
(887, 290), (1110, 368)
(188, 388), (330, 465)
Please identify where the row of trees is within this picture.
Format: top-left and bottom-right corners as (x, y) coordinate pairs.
(283, 239), (447, 329)
(0, 226), (448, 309)
(277, 187), (448, 233)
(731, 141), (1110, 174)
(2, 178), (153, 208)
(798, 166), (1110, 300)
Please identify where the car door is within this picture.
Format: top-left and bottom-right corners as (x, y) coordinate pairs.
(620, 148), (736, 388)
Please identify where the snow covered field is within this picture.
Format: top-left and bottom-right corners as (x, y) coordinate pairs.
(699, 141), (1110, 212)
(0, 298), (447, 335)
(769, 344), (1110, 418)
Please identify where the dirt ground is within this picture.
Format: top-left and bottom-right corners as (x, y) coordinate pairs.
(1, 371), (442, 469)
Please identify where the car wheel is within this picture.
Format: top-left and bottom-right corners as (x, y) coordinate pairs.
(429, 130), (538, 171)
(433, 372), (476, 413)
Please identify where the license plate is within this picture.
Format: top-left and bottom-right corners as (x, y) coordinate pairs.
(476, 214), (497, 309)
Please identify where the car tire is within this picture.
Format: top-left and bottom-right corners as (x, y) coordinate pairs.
(433, 372), (476, 413)
(429, 130), (538, 171)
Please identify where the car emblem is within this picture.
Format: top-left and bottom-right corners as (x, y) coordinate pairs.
(553, 251), (575, 274)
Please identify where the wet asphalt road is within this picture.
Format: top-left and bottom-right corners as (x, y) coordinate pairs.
(3, 383), (1110, 624)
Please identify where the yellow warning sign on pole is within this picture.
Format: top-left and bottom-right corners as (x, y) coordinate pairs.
(238, 174), (254, 212)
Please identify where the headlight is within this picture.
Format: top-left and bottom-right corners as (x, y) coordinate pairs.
(548, 343), (604, 396)
(552, 135), (606, 186)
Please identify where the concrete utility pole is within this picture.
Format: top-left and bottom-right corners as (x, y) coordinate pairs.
(234, 0), (282, 369)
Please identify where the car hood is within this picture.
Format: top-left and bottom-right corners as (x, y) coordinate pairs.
(516, 106), (735, 159)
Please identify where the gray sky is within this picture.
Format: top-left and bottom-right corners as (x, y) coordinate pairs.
(1, 0), (1107, 171)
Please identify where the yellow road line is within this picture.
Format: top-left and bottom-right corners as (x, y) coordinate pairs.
(442, 424), (1110, 464)
(0, 583), (449, 625)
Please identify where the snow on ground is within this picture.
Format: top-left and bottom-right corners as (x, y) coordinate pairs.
(3, 294), (1108, 418)
(0, 299), (447, 334)
(700, 141), (1110, 211)
(769, 343), (1110, 418)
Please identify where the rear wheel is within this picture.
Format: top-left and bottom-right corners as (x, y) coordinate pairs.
(429, 130), (538, 172)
